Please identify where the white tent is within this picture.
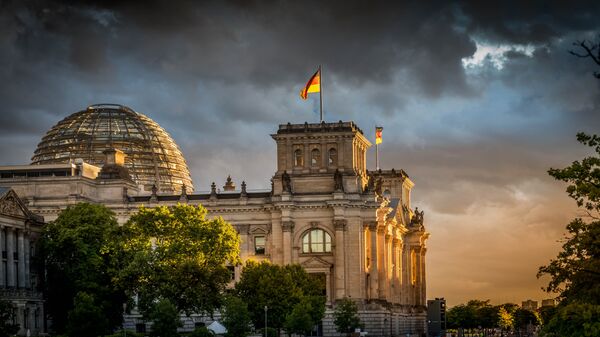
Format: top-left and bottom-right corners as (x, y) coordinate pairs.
(207, 320), (227, 335)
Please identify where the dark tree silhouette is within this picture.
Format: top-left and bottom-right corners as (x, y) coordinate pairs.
(570, 38), (600, 79)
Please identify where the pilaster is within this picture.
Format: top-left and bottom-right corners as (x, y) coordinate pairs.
(282, 221), (294, 265)
(6, 228), (15, 287)
(334, 219), (347, 299)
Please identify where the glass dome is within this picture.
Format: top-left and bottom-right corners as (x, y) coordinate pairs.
(31, 104), (193, 194)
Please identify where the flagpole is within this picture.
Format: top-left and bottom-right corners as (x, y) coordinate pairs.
(376, 143), (379, 170)
(319, 64), (323, 122)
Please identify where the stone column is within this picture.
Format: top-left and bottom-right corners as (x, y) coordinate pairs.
(24, 232), (30, 288)
(6, 228), (15, 287)
(391, 238), (398, 304)
(334, 220), (346, 299)
(368, 222), (378, 300)
(385, 233), (393, 301)
(18, 230), (25, 288)
(377, 226), (386, 299)
(414, 247), (422, 306)
(401, 245), (409, 305)
(420, 247), (427, 307)
(282, 221), (294, 265)
(0, 226), (4, 288)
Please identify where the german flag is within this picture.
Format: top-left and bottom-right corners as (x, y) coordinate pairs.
(375, 127), (383, 144)
(300, 68), (321, 100)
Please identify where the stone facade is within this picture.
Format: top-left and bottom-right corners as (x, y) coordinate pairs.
(0, 121), (429, 336)
(0, 188), (45, 336)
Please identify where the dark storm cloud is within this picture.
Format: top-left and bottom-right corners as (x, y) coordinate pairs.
(1, 0), (600, 305)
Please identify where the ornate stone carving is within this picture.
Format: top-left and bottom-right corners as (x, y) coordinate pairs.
(334, 169), (344, 192)
(0, 195), (24, 218)
(365, 221), (378, 231)
(374, 177), (383, 197)
(241, 181), (247, 197)
(334, 219), (347, 231)
(223, 175), (235, 191)
(411, 207), (424, 228)
(282, 221), (295, 232)
(282, 170), (292, 193)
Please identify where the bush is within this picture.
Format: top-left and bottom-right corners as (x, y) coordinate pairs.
(257, 327), (277, 337)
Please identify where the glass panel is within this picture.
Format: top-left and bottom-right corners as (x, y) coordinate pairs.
(254, 236), (265, 255)
(303, 234), (310, 253)
(311, 149), (320, 166)
(294, 149), (304, 167)
(324, 232), (331, 252)
(311, 230), (324, 253)
(328, 148), (337, 166)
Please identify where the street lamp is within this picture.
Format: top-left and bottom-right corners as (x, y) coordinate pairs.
(264, 305), (268, 337)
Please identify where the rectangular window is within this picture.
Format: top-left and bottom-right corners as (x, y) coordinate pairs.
(227, 266), (235, 281)
(254, 236), (265, 255)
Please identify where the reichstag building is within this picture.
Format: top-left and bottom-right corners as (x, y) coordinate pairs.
(0, 104), (429, 336)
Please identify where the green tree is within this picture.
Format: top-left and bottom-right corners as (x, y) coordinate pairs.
(0, 300), (19, 337)
(284, 298), (315, 336)
(114, 204), (240, 316)
(538, 133), (600, 335)
(235, 261), (325, 334)
(38, 203), (127, 334)
(66, 292), (109, 337)
(496, 306), (514, 332)
(221, 296), (252, 337)
(446, 304), (476, 330)
(541, 302), (600, 337)
(147, 299), (182, 337)
(332, 298), (361, 336)
(513, 308), (540, 332)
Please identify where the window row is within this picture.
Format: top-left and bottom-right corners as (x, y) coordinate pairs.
(252, 229), (333, 255)
(294, 148), (338, 168)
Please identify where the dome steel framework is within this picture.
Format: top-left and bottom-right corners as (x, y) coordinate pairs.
(31, 104), (193, 193)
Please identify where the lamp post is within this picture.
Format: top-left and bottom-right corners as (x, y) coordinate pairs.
(122, 303), (127, 337)
(264, 305), (268, 337)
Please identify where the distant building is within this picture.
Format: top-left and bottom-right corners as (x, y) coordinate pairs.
(427, 298), (446, 337)
(0, 188), (45, 335)
(0, 104), (431, 336)
(521, 300), (538, 312)
(541, 299), (556, 308)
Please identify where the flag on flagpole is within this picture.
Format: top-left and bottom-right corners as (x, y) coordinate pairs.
(300, 68), (321, 100)
(375, 126), (383, 144)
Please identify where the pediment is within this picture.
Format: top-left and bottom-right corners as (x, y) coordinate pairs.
(0, 190), (29, 219)
(300, 256), (333, 269)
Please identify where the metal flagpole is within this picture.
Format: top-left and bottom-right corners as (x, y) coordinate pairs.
(319, 64), (323, 122)
(376, 142), (379, 170)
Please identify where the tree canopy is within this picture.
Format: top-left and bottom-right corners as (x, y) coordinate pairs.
(235, 261), (325, 334)
(538, 133), (600, 304)
(332, 297), (362, 335)
(0, 300), (19, 337)
(113, 204), (241, 316)
(537, 132), (600, 335)
(38, 203), (127, 335)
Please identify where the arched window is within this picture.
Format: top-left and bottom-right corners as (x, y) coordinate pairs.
(302, 229), (332, 253)
(328, 148), (337, 166)
(294, 149), (304, 167)
(311, 149), (320, 167)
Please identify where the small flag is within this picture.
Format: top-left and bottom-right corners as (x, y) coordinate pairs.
(375, 126), (383, 144)
(300, 68), (321, 100)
